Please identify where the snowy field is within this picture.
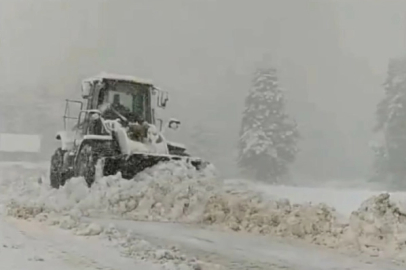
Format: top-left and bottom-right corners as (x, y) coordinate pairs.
(224, 178), (406, 216)
(0, 161), (406, 269)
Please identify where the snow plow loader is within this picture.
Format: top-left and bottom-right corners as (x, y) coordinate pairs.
(50, 73), (209, 188)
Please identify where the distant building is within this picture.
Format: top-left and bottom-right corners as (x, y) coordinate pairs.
(0, 91), (63, 161)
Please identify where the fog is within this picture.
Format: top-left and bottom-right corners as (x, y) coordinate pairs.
(1, 0), (405, 181)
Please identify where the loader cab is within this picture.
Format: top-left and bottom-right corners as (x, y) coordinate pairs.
(62, 73), (170, 141)
(84, 77), (154, 124)
(81, 74), (169, 129)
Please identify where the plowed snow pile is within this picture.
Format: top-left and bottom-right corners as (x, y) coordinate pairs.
(344, 193), (406, 261)
(3, 161), (406, 262)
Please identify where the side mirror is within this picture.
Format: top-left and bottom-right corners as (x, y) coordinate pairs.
(168, 118), (181, 130)
(157, 90), (169, 108)
(81, 81), (93, 98)
(161, 93), (169, 108)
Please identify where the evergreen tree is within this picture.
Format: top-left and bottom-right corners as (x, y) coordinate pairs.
(238, 66), (299, 182)
(372, 57), (406, 186)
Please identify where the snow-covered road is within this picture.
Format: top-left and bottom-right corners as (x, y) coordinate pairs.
(0, 217), (162, 270)
(82, 218), (406, 270)
(2, 214), (404, 270)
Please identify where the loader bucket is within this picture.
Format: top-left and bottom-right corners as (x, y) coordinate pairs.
(101, 153), (207, 180)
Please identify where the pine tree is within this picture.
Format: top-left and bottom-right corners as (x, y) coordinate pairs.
(238, 66), (299, 182)
(372, 57), (406, 186)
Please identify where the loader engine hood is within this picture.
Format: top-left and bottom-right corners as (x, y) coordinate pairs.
(167, 141), (186, 151)
(166, 141), (189, 156)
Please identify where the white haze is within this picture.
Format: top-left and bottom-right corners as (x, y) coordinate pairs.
(0, 0), (406, 182)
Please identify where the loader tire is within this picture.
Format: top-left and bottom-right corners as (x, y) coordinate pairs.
(50, 148), (65, 189)
(76, 142), (98, 187)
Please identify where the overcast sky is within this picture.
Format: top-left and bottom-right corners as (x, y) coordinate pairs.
(0, 0), (405, 179)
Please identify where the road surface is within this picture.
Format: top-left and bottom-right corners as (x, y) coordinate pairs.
(84, 217), (405, 270)
(0, 217), (162, 270)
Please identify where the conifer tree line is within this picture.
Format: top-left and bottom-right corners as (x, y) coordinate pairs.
(237, 56), (406, 187)
(237, 65), (299, 183)
(371, 57), (406, 188)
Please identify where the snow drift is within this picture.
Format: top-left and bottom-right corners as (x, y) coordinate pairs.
(3, 161), (406, 263)
(344, 193), (406, 261)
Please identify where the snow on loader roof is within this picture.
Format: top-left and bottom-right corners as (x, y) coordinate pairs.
(83, 72), (153, 86)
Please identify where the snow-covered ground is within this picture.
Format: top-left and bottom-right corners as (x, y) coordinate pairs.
(1, 161), (406, 269)
(223, 178), (406, 216)
(0, 216), (164, 270)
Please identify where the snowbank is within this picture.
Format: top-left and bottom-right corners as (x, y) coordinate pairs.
(223, 178), (397, 216)
(5, 161), (220, 223)
(3, 161), (406, 263)
(201, 191), (345, 248)
(343, 193), (406, 261)
(4, 161), (343, 244)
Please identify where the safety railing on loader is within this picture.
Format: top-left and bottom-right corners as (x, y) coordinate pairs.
(63, 99), (84, 130)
